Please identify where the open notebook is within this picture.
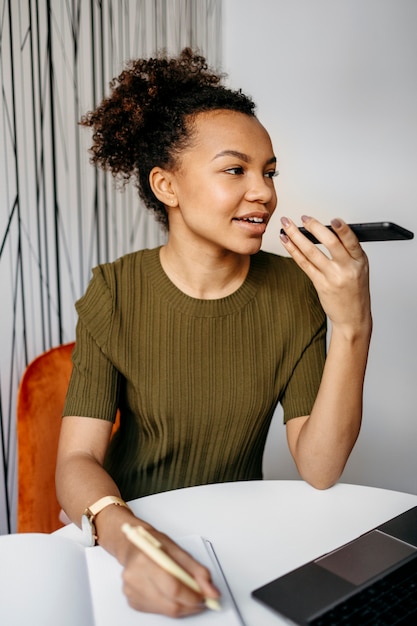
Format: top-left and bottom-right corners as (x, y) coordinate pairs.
(0, 533), (245, 626)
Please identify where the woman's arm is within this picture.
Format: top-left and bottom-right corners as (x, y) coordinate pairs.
(281, 216), (372, 489)
(55, 415), (219, 617)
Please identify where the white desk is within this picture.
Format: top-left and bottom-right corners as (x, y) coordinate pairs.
(57, 480), (417, 625)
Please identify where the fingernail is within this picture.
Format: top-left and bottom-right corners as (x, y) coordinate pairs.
(301, 215), (311, 223)
(280, 230), (289, 243)
(331, 218), (342, 229)
(281, 216), (290, 227)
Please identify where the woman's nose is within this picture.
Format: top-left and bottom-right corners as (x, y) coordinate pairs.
(245, 174), (276, 205)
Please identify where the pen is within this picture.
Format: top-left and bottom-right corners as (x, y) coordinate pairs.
(121, 523), (221, 611)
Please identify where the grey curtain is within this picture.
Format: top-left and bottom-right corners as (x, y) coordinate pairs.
(0, 0), (222, 534)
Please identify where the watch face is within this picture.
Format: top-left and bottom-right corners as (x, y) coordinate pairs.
(81, 513), (96, 547)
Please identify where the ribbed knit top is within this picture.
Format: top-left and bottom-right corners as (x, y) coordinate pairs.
(63, 247), (326, 500)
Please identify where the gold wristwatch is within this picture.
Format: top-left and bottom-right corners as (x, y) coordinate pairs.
(81, 495), (130, 546)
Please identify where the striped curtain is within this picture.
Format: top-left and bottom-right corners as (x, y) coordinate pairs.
(0, 0), (222, 534)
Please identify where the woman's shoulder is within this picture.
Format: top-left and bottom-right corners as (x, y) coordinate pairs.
(252, 250), (324, 319)
(253, 249), (305, 278)
(77, 248), (159, 309)
(252, 250), (320, 300)
(94, 247), (159, 281)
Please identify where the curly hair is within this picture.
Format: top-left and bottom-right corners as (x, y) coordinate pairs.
(80, 48), (256, 229)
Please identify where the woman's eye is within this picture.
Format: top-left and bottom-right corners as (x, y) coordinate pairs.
(225, 166), (244, 175)
(265, 170), (279, 179)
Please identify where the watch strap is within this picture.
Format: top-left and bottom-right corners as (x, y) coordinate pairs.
(87, 495), (130, 517)
(83, 496), (131, 545)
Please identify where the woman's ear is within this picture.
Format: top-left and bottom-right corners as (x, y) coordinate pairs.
(149, 167), (178, 208)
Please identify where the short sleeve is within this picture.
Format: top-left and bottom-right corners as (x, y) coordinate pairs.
(62, 266), (121, 421)
(280, 280), (327, 422)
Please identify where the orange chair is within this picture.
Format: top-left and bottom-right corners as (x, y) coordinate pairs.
(17, 342), (76, 533)
(17, 342), (121, 533)
(17, 342), (120, 533)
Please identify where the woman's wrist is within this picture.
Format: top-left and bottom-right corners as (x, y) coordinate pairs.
(330, 314), (372, 344)
(94, 504), (152, 564)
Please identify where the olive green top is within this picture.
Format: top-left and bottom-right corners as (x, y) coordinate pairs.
(63, 247), (326, 500)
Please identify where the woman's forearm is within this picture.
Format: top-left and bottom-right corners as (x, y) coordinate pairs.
(288, 318), (372, 489)
(56, 452), (143, 563)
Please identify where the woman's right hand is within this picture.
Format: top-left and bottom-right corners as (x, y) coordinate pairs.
(56, 416), (219, 616)
(121, 524), (220, 617)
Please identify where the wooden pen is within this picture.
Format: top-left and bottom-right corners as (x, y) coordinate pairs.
(121, 523), (221, 611)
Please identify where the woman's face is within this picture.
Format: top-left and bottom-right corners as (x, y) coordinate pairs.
(166, 109), (278, 257)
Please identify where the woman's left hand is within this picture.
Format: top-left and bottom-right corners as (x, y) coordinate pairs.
(281, 215), (372, 489)
(279, 215), (371, 331)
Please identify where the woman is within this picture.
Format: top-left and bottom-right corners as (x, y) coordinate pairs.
(56, 48), (372, 617)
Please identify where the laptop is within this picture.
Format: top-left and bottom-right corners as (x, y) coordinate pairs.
(252, 505), (417, 625)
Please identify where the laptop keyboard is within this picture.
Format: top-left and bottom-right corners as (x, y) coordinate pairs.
(309, 557), (417, 625)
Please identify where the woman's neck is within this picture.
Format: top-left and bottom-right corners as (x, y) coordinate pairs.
(159, 242), (251, 300)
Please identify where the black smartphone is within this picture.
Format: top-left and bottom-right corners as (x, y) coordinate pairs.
(298, 221), (414, 244)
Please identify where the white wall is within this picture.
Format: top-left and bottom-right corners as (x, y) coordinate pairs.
(224, 0), (417, 494)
